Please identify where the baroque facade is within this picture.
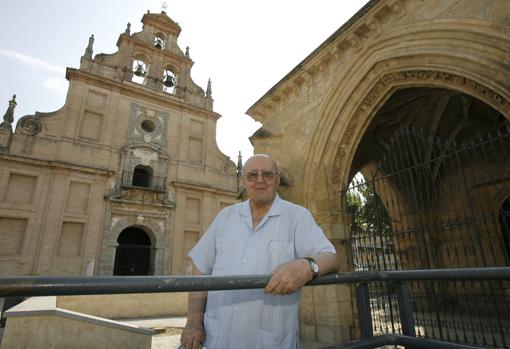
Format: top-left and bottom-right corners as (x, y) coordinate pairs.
(0, 11), (240, 277)
(247, 0), (510, 345)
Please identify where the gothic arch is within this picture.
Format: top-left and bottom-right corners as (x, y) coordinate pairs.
(302, 22), (510, 210)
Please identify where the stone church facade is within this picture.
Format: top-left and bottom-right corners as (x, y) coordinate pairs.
(0, 11), (240, 278)
(248, 0), (510, 345)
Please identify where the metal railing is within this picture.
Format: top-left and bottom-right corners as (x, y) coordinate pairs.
(120, 171), (166, 192)
(1, 267), (509, 348)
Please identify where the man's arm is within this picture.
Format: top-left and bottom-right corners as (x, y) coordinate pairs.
(180, 266), (207, 349)
(264, 252), (339, 295)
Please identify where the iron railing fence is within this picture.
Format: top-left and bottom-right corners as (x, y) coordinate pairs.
(121, 171), (166, 192)
(1, 267), (509, 349)
(343, 126), (510, 348)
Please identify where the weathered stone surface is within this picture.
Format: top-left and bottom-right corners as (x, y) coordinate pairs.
(0, 11), (240, 280)
(248, 0), (510, 344)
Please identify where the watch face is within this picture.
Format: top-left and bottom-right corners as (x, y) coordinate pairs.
(305, 257), (319, 277)
(311, 261), (319, 274)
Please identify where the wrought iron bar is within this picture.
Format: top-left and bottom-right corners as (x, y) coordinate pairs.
(356, 283), (374, 338)
(1, 268), (509, 297)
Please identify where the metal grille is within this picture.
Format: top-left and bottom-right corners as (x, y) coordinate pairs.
(343, 126), (510, 348)
(113, 244), (154, 276)
(121, 171), (166, 192)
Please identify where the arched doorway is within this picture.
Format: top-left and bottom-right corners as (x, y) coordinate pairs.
(113, 227), (154, 275)
(340, 86), (510, 346)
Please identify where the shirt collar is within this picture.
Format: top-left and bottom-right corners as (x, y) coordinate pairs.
(240, 193), (283, 217)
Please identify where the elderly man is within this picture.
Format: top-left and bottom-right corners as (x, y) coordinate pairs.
(181, 154), (338, 349)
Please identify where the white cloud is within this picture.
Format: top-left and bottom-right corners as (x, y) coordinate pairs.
(0, 49), (65, 75)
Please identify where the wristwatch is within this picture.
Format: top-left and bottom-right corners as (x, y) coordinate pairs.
(304, 257), (319, 279)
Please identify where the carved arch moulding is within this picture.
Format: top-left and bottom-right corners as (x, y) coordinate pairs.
(322, 69), (510, 200)
(109, 217), (161, 245)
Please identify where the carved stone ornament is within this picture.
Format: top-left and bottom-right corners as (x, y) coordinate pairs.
(330, 69), (509, 187)
(17, 115), (43, 136)
(106, 187), (175, 208)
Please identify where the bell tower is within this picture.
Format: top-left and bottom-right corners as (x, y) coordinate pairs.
(77, 10), (213, 111)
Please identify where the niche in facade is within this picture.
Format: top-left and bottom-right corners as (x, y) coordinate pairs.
(141, 119), (155, 133)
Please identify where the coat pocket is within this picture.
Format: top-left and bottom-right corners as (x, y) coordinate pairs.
(268, 240), (294, 269)
(213, 237), (235, 273)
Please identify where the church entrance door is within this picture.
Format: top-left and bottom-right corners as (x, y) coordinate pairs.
(113, 227), (154, 275)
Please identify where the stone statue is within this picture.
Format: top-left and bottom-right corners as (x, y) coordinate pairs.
(1, 95), (17, 126)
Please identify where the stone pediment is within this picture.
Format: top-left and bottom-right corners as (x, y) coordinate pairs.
(141, 11), (182, 37)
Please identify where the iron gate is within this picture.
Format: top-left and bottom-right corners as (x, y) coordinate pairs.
(343, 126), (510, 348)
(113, 244), (154, 276)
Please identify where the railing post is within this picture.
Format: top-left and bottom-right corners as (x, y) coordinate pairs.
(394, 281), (416, 337)
(356, 282), (374, 338)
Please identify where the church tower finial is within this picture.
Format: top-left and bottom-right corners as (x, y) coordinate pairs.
(237, 151), (243, 176)
(83, 34), (94, 59)
(206, 78), (212, 99)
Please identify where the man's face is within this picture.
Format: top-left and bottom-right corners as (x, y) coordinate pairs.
(243, 157), (280, 206)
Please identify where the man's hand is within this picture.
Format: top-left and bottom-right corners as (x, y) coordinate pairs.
(181, 266), (207, 349)
(264, 259), (313, 295)
(180, 322), (205, 349)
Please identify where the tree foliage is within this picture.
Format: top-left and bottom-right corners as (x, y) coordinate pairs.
(346, 177), (394, 238)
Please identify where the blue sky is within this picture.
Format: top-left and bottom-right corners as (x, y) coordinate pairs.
(0, 0), (369, 162)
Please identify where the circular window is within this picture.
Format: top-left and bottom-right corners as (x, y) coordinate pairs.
(141, 119), (155, 133)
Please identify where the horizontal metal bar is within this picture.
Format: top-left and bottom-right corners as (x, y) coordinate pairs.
(324, 334), (486, 349)
(0, 267), (509, 297)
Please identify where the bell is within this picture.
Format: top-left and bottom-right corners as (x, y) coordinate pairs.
(154, 37), (163, 50)
(163, 74), (175, 87)
(134, 64), (146, 77)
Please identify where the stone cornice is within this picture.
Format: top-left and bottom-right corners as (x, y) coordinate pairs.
(66, 68), (220, 121)
(247, 0), (408, 122)
(0, 153), (114, 176)
(172, 181), (239, 197)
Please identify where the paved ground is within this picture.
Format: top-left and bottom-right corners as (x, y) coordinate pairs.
(121, 316), (331, 349)
(0, 311), (331, 348)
